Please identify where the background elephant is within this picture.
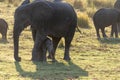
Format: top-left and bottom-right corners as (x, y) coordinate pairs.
(113, 0), (120, 33)
(93, 8), (120, 38)
(0, 18), (8, 41)
(13, 1), (77, 61)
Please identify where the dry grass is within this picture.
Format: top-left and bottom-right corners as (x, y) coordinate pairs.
(73, 0), (87, 11)
(92, 0), (114, 8)
(77, 12), (91, 28)
(0, 0), (120, 80)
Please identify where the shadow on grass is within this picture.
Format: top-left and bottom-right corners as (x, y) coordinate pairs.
(14, 61), (88, 80)
(98, 38), (120, 44)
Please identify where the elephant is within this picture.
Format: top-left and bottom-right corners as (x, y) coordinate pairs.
(0, 18), (8, 41)
(113, 0), (120, 33)
(38, 37), (54, 62)
(93, 8), (120, 38)
(13, 1), (77, 61)
(20, 0), (52, 61)
(20, 0), (60, 61)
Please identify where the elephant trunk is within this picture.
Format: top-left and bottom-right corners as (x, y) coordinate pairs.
(13, 23), (23, 61)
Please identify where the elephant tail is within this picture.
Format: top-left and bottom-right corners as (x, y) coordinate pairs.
(76, 26), (82, 34)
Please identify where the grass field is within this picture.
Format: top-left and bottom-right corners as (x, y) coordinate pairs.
(0, 1), (120, 80)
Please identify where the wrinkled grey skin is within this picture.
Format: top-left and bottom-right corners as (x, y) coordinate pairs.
(93, 8), (120, 38)
(13, 1), (77, 61)
(0, 18), (8, 41)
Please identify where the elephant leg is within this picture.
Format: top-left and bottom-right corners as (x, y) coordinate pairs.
(31, 28), (36, 42)
(111, 23), (118, 38)
(1, 30), (7, 41)
(38, 44), (47, 62)
(2, 34), (6, 40)
(64, 36), (73, 61)
(111, 24), (115, 37)
(101, 27), (107, 38)
(38, 48), (43, 61)
(48, 37), (61, 60)
(117, 23), (120, 32)
(42, 48), (47, 62)
(115, 24), (118, 38)
(31, 31), (46, 61)
(95, 27), (100, 39)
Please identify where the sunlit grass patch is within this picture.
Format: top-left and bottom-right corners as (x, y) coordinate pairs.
(86, 7), (97, 18)
(93, 0), (114, 8)
(74, 0), (87, 11)
(77, 12), (91, 28)
(0, 0), (120, 80)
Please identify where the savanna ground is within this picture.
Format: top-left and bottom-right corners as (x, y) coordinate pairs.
(0, 0), (120, 80)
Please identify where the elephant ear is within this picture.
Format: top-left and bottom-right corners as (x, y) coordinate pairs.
(31, 2), (53, 22)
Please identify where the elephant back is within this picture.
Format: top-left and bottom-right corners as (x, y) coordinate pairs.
(93, 8), (120, 28)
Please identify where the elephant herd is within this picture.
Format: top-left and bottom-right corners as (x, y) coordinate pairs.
(93, 0), (120, 39)
(0, 0), (120, 62)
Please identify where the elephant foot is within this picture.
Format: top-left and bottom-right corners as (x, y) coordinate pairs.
(51, 58), (57, 62)
(47, 55), (52, 59)
(103, 35), (108, 38)
(48, 55), (57, 62)
(39, 59), (47, 62)
(97, 37), (101, 40)
(1, 39), (8, 43)
(15, 57), (21, 62)
(115, 36), (119, 38)
(63, 56), (71, 61)
(39, 60), (46, 63)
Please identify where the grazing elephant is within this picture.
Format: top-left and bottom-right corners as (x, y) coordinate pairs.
(0, 18), (8, 41)
(38, 37), (54, 62)
(93, 8), (120, 38)
(13, 1), (77, 61)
